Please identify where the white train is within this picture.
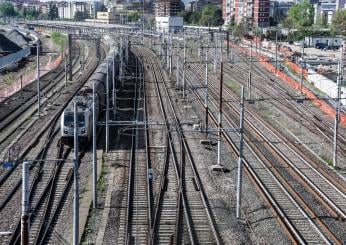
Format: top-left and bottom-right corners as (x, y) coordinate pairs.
(60, 48), (120, 144)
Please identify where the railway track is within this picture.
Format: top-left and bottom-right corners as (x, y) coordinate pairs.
(0, 42), (85, 157)
(116, 53), (150, 244)
(0, 41), (105, 245)
(135, 46), (221, 244)
(222, 51), (346, 157)
(175, 49), (345, 243)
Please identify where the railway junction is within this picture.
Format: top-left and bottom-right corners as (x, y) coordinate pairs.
(0, 22), (345, 245)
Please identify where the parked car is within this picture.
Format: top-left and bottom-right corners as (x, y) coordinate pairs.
(315, 43), (328, 49)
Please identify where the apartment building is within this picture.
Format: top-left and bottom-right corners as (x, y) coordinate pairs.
(223, 0), (270, 27)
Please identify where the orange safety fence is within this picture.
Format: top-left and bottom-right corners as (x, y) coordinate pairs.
(285, 60), (308, 77)
(0, 54), (63, 102)
(224, 40), (346, 126)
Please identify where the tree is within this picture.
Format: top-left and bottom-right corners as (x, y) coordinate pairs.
(177, 10), (191, 23)
(199, 5), (223, 26)
(48, 4), (58, 20)
(0, 2), (17, 17)
(287, 0), (314, 30)
(233, 22), (247, 38)
(74, 10), (89, 21)
(127, 10), (140, 22)
(331, 9), (346, 35)
(22, 8), (39, 20)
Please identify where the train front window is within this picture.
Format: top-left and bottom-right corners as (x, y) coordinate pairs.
(64, 113), (85, 127)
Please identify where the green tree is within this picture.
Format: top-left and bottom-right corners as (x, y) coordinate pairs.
(48, 4), (58, 20)
(287, 0), (314, 30)
(128, 10), (140, 22)
(177, 10), (191, 23)
(199, 5), (222, 26)
(22, 8), (39, 20)
(331, 9), (346, 35)
(189, 11), (201, 25)
(0, 2), (17, 17)
(74, 10), (89, 21)
(233, 22), (247, 38)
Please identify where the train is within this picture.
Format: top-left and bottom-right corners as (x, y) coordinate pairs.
(60, 47), (120, 145)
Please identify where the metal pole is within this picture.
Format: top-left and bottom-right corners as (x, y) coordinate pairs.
(275, 28), (278, 74)
(73, 102), (79, 245)
(205, 51), (209, 135)
(64, 52), (67, 88)
(217, 62), (223, 166)
(300, 39), (305, 94)
(227, 31), (230, 60)
(176, 57), (179, 88)
(68, 34), (73, 81)
(236, 86), (245, 219)
(36, 41), (40, 118)
(112, 51), (116, 118)
(333, 60), (342, 168)
(248, 43), (252, 100)
(214, 38), (217, 73)
(106, 62), (110, 153)
(92, 82), (97, 208)
(142, 0), (144, 45)
(183, 30), (186, 64)
(182, 62), (185, 98)
(169, 33), (172, 75)
(21, 161), (30, 245)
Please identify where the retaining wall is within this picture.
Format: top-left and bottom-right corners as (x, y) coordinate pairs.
(0, 54), (62, 102)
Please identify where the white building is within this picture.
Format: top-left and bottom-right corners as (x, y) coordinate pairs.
(39, 0), (102, 19)
(155, 16), (183, 32)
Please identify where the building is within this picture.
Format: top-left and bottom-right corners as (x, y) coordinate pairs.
(155, 0), (183, 17)
(38, 0), (102, 19)
(269, 1), (293, 24)
(223, 0), (269, 27)
(187, 0), (222, 12)
(313, 0), (345, 24)
(155, 0), (183, 32)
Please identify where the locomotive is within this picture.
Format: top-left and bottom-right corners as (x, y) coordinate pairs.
(60, 48), (119, 144)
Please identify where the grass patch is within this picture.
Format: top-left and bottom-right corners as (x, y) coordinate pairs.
(3, 73), (15, 86)
(320, 155), (333, 166)
(50, 32), (67, 51)
(225, 79), (242, 96)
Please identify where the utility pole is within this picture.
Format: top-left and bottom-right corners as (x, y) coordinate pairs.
(236, 86), (245, 219)
(226, 31), (230, 60)
(21, 161), (30, 245)
(92, 82), (97, 209)
(333, 60), (342, 168)
(205, 51), (209, 135)
(106, 62), (110, 153)
(176, 57), (179, 88)
(169, 33), (173, 76)
(112, 51), (116, 118)
(73, 102), (79, 245)
(68, 34), (73, 81)
(300, 39), (305, 94)
(214, 37), (217, 73)
(217, 62), (224, 166)
(275, 28), (278, 74)
(64, 52), (67, 88)
(247, 42), (252, 100)
(36, 41), (40, 117)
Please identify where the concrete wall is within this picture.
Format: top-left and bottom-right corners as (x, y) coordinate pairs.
(307, 69), (346, 105)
